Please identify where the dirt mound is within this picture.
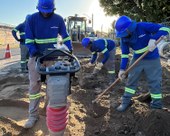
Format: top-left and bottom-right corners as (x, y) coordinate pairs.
(140, 108), (170, 136)
(0, 56), (170, 136)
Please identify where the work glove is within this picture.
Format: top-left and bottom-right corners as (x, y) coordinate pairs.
(148, 39), (156, 52)
(118, 70), (126, 81)
(93, 62), (103, 75)
(95, 62), (103, 70)
(85, 62), (94, 67)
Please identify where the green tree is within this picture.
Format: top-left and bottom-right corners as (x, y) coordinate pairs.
(99, 0), (170, 23)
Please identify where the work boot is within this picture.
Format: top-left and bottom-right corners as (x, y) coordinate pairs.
(20, 68), (28, 73)
(150, 99), (162, 109)
(116, 96), (132, 112)
(24, 116), (39, 129)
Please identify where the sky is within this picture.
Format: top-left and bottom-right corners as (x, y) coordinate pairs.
(0, 0), (118, 32)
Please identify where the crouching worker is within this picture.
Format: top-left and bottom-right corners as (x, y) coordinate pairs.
(24, 0), (74, 135)
(114, 15), (170, 112)
(81, 37), (116, 85)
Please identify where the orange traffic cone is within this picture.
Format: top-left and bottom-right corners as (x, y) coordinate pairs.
(4, 44), (11, 59)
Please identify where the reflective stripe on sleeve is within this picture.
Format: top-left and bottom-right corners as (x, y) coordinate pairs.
(101, 39), (108, 54)
(159, 27), (170, 34)
(13, 29), (18, 32)
(121, 54), (129, 58)
(20, 32), (25, 35)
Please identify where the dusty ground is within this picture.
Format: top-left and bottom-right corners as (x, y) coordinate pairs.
(0, 53), (170, 136)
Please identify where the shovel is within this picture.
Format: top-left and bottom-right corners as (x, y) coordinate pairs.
(92, 36), (164, 104)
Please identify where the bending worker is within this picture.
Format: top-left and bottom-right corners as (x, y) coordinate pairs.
(12, 16), (29, 72)
(115, 15), (170, 112)
(81, 37), (116, 85)
(24, 0), (72, 135)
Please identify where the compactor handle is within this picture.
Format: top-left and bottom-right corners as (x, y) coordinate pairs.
(36, 49), (81, 75)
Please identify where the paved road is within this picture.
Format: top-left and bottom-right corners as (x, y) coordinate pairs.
(0, 48), (20, 59)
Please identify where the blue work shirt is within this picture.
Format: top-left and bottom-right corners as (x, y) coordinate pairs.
(120, 22), (170, 70)
(90, 38), (116, 64)
(25, 12), (72, 55)
(12, 22), (26, 44)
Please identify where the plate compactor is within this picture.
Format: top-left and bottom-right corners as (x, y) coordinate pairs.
(36, 48), (80, 136)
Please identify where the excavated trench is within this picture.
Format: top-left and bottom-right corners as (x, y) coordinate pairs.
(0, 55), (170, 136)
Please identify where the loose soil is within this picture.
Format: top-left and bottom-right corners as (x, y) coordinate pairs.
(0, 54), (170, 136)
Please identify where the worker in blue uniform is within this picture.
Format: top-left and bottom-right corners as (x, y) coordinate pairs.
(82, 37), (116, 85)
(115, 15), (170, 112)
(24, 0), (72, 132)
(12, 16), (29, 73)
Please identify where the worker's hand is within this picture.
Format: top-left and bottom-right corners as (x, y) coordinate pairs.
(118, 70), (126, 81)
(92, 62), (103, 75)
(95, 62), (103, 70)
(148, 39), (156, 52)
(85, 62), (94, 67)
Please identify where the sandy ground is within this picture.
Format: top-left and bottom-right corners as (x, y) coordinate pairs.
(0, 54), (170, 136)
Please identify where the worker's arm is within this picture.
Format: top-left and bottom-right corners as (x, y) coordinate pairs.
(59, 17), (73, 52)
(25, 16), (38, 57)
(141, 22), (170, 39)
(100, 39), (115, 64)
(101, 50), (109, 64)
(11, 24), (21, 41)
(120, 39), (130, 70)
(90, 51), (97, 64)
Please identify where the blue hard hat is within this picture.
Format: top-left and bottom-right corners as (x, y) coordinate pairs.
(115, 15), (137, 38)
(37, 0), (55, 13)
(81, 37), (91, 48)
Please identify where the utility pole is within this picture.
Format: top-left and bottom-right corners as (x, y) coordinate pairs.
(92, 14), (94, 30)
(83, 13), (94, 31)
(101, 24), (103, 37)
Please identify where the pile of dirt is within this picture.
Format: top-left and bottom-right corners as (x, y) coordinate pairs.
(0, 56), (170, 136)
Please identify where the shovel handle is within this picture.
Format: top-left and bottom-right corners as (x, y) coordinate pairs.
(92, 36), (164, 104)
